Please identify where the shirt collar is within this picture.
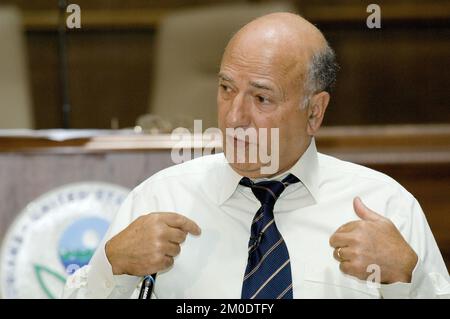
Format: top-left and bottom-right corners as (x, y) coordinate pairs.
(215, 138), (320, 205)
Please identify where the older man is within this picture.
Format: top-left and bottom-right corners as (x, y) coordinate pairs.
(63, 13), (449, 298)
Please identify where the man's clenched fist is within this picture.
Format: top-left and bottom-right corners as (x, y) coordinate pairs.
(105, 212), (201, 276)
(329, 197), (418, 284)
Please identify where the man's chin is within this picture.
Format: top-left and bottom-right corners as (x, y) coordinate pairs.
(228, 162), (264, 177)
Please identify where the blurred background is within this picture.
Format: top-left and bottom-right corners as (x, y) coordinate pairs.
(0, 0), (449, 130)
(0, 0), (449, 298)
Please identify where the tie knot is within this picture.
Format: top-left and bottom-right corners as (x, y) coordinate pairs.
(240, 174), (300, 206)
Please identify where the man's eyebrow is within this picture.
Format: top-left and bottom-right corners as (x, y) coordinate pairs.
(218, 74), (275, 91)
(218, 73), (234, 83)
(249, 80), (274, 91)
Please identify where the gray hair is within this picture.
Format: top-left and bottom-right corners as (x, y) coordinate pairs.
(302, 44), (339, 108)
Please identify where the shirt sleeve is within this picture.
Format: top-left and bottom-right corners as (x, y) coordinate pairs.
(61, 190), (143, 299)
(380, 196), (450, 299)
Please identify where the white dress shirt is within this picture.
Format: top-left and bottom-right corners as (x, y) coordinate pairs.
(63, 139), (450, 299)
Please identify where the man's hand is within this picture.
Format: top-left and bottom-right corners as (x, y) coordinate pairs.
(329, 197), (418, 284)
(105, 212), (201, 276)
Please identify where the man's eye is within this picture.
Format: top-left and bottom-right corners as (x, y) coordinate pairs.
(220, 84), (231, 93)
(256, 95), (270, 104)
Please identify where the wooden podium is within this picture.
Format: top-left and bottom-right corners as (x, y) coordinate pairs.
(0, 124), (449, 269)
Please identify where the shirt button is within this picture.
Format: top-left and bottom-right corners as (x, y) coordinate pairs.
(104, 281), (113, 288)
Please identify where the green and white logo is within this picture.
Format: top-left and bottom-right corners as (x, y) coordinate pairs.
(0, 182), (129, 298)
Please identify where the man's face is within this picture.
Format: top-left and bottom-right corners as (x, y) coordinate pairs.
(217, 42), (312, 178)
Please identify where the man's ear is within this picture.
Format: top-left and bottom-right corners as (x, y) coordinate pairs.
(307, 91), (330, 136)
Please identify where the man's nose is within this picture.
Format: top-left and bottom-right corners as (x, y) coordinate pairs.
(226, 93), (250, 128)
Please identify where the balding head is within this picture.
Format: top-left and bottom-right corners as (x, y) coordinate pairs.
(222, 12), (337, 99)
(226, 12), (327, 59)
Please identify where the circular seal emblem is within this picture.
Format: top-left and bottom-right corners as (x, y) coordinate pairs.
(0, 182), (130, 299)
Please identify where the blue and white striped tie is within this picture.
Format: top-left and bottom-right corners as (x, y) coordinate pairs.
(239, 174), (300, 299)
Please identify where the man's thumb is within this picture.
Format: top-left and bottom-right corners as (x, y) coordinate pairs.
(353, 197), (382, 221)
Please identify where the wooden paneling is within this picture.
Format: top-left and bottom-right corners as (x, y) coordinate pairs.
(26, 32), (61, 128)
(2, 0), (245, 11)
(1, 0), (449, 128)
(321, 27), (450, 126)
(67, 31), (155, 129)
(26, 30), (156, 129)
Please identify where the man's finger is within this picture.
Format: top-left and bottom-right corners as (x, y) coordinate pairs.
(334, 221), (360, 233)
(353, 197), (383, 222)
(333, 247), (352, 262)
(164, 242), (181, 257)
(165, 227), (188, 244)
(329, 232), (354, 248)
(339, 261), (354, 276)
(165, 213), (201, 235)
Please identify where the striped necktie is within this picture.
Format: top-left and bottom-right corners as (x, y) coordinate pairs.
(239, 174), (300, 299)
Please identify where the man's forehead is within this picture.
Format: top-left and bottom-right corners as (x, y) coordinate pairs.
(218, 70), (277, 92)
(219, 46), (304, 86)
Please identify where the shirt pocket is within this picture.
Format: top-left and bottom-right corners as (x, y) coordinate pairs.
(300, 265), (381, 299)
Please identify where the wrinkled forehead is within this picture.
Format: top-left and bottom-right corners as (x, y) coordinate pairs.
(220, 33), (310, 85)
